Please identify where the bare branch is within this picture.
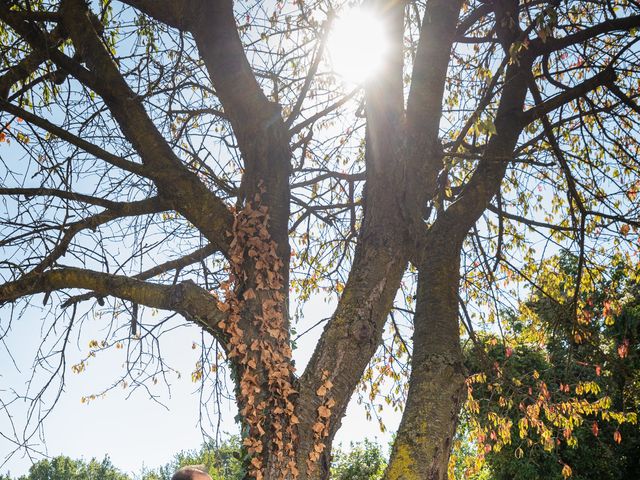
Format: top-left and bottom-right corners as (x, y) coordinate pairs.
(0, 100), (147, 176)
(0, 268), (226, 341)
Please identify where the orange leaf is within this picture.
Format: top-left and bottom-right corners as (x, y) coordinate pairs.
(318, 405), (331, 418)
(217, 301), (230, 312)
(620, 224), (630, 236)
(614, 430), (622, 444)
(618, 339), (630, 358)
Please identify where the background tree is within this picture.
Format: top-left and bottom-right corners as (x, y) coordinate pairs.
(462, 254), (640, 479)
(0, 441), (384, 480)
(2, 1), (640, 480)
(330, 440), (385, 480)
(14, 456), (128, 480)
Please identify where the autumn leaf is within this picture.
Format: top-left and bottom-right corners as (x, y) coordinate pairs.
(317, 405), (331, 418)
(620, 224), (630, 236)
(614, 430), (622, 444)
(618, 338), (630, 358)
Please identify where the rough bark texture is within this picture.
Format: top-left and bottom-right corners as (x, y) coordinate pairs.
(386, 240), (466, 480)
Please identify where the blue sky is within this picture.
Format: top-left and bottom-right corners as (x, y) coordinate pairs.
(0, 292), (399, 477)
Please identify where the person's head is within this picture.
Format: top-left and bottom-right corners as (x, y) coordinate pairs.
(171, 465), (212, 480)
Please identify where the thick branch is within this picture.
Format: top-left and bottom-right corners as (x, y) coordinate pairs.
(425, 69), (528, 257)
(189, 0), (292, 271)
(521, 67), (616, 125)
(0, 26), (65, 99)
(191, 0), (277, 143)
(118, 0), (194, 30)
(59, 243), (219, 307)
(455, 3), (494, 36)
(0, 268), (226, 341)
(0, 187), (141, 210)
(529, 14), (640, 55)
(403, 0), (465, 227)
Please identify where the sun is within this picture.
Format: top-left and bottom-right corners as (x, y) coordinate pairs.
(326, 6), (390, 84)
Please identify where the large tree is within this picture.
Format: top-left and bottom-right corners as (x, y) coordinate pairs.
(2, 0), (640, 479)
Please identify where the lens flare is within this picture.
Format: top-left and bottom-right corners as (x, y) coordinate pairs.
(327, 7), (390, 84)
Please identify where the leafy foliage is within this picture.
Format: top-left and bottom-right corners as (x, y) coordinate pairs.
(330, 440), (386, 480)
(459, 253), (640, 479)
(10, 456), (128, 480)
(1, 440), (385, 480)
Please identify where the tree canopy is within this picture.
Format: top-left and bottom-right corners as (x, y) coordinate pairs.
(2, 0), (640, 479)
(2, 456), (129, 480)
(462, 253), (640, 479)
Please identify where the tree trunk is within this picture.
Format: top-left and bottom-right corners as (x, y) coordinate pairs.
(385, 238), (466, 480)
